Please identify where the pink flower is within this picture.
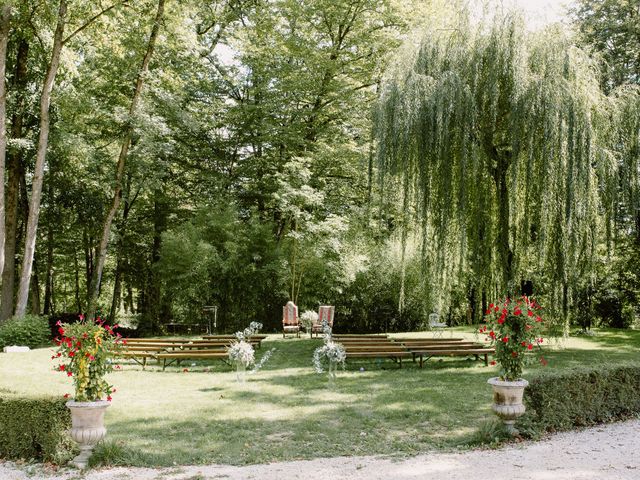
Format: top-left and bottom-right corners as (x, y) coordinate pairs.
(79, 314), (85, 321)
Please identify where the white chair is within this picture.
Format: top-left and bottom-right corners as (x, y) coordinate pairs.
(428, 312), (447, 337)
(282, 301), (300, 338)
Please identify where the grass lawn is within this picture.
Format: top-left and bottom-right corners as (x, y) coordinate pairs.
(1, 328), (638, 467)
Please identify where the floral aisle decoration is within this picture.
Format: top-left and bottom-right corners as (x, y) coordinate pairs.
(313, 321), (346, 383)
(227, 322), (274, 382)
(300, 310), (318, 336)
(52, 315), (123, 469)
(479, 296), (546, 435)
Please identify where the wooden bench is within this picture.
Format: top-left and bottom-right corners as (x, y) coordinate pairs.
(112, 345), (168, 369)
(156, 349), (230, 370)
(409, 347), (496, 367)
(342, 338), (413, 367)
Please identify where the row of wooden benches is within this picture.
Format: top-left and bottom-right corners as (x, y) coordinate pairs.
(113, 334), (493, 370)
(114, 335), (267, 370)
(333, 335), (494, 368)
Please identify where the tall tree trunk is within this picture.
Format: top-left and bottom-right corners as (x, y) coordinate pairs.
(88, 0), (166, 318)
(30, 256), (41, 314)
(43, 218), (55, 314)
(74, 246), (82, 313)
(15, 0), (68, 317)
(109, 183), (134, 320)
(0, 39), (28, 323)
(0, 5), (11, 283)
(140, 188), (168, 332)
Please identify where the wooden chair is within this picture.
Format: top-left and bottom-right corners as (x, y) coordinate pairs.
(282, 301), (300, 338)
(312, 305), (335, 337)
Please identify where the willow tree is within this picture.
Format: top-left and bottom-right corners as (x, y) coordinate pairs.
(375, 12), (618, 327)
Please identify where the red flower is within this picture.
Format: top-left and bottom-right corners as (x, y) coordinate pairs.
(511, 351), (518, 357)
(58, 327), (65, 336)
(527, 310), (533, 317)
(112, 388), (117, 393)
(489, 303), (494, 309)
(485, 308), (491, 315)
(107, 395), (112, 402)
(59, 364), (66, 371)
(69, 351), (75, 357)
(514, 308), (522, 316)
(502, 336), (509, 343)
(67, 371), (72, 377)
(521, 341), (526, 347)
(535, 316), (542, 322)
(63, 393), (70, 398)
(55, 320), (62, 327)
(490, 360), (497, 366)
(489, 331), (496, 338)
(183, 368), (189, 373)
(527, 344), (533, 350)
(498, 317), (505, 324)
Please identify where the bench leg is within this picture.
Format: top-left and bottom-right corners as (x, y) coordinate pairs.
(484, 354), (488, 366)
(419, 355), (423, 368)
(399, 356), (402, 368)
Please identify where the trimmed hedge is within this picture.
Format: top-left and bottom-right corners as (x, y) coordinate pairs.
(0, 315), (50, 349)
(520, 364), (640, 436)
(0, 393), (75, 463)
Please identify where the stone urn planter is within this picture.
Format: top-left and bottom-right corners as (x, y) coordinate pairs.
(66, 400), (110, 469)
(487, 377), (528, 435)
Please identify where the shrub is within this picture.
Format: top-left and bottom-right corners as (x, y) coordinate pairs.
(0, 315), (50, 349)
(0, 393), (75, 463)
(520, 364), (640, 436)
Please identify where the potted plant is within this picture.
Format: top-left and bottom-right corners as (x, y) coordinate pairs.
(53, 316), (122, 468)
(300, 310), (318, 337)
(312, 321), (346, 384)
(480, 296), (545, 435)
(227, 322), (262, 383)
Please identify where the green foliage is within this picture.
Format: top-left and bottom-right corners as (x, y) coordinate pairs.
(375, 7), (635, 330)
(0, 315), (50, 349)
(571, 0), (640, 91)
(0, 394), (75, 464)
(157, 207), (288, 331)
(520, 364), (640, 436)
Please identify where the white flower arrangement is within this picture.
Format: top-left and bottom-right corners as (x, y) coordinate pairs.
(228, 341), (255, 367)
(300, 310), (318, 330)
(228, 321), (264, 367)
(312, 319), (346, 373)
(313, 341), (346, 373)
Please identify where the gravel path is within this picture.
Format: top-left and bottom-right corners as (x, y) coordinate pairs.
(2, 419), (638, 480)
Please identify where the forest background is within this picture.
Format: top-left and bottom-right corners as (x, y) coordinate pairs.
(0, 0), (638, 336)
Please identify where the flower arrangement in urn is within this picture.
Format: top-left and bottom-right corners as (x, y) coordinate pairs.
(52, 315), (123, 469)
(480, 295), (546, 380)
(53, 315), (122, 401)
(480, 296), (546, 435)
